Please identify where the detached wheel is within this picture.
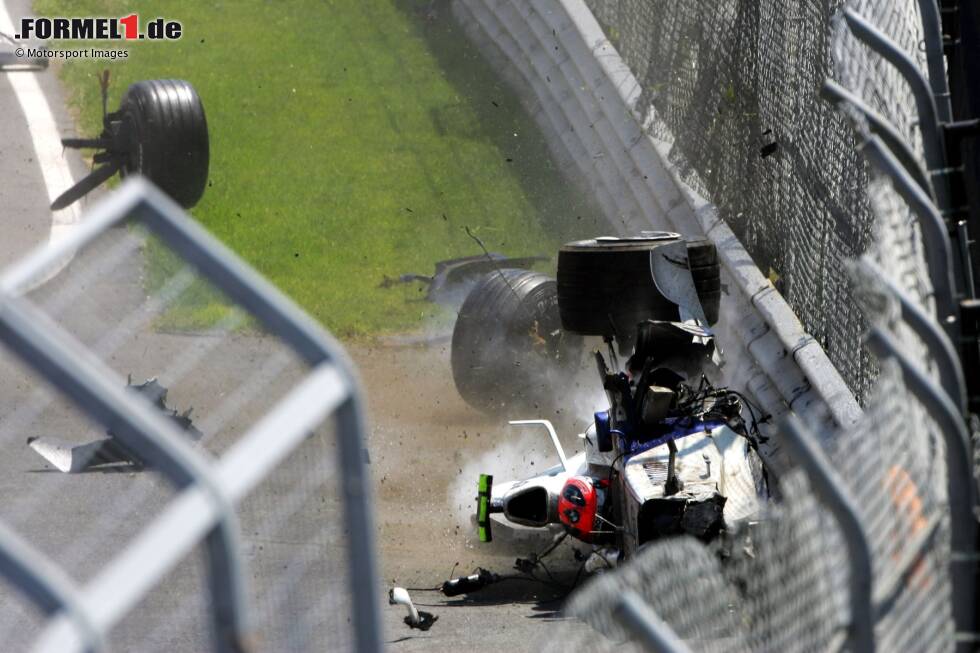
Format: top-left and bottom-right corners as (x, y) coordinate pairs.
(557, 235), (682, 340)
(118, 79), (209, 208)
(685, 240), (717, 267)
(451, 269), (583, 413)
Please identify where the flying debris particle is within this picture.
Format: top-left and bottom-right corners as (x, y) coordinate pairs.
(760, 141), (779, 158)
(760, 128), (778, 158)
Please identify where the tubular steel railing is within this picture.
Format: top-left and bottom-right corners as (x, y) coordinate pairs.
(0, 178), (381, 653)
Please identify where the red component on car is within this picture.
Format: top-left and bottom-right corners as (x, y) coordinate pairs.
(558, 476), (603, 542)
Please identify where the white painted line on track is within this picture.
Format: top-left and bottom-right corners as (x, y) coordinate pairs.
(1, 1), (81, 276)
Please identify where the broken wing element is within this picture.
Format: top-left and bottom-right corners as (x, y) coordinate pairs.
(27, 377), (202, 473)
(26, 436), (133, 473)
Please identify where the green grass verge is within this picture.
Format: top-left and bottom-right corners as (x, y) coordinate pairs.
(37, 0), (604, 336)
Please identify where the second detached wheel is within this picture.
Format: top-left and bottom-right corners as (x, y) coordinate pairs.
(557, 235), (721, 344)
(451, 269), (584, 414)
(118, 79), (209, 208)
(556, 235), (682, 342)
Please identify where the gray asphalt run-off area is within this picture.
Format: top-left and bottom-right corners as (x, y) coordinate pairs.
(0, 27), (600, 653)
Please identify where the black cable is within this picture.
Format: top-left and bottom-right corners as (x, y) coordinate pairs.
(536, 559), (560, 585)
(605, 450), (627, 488)
(535, 532), (567, 562)
(402, 585), (443, 592)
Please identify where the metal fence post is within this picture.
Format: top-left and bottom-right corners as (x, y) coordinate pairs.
(821, 79), (934, 198)
(859, 135), (959, 327)
(0, 522), (102, 652)
(611, 590), (693, 653)
(917, 0), (955, 123)
(853, 258), (967, 410)
(866, 325), (977, 643)
(843, 8), (950, 211)
(334, 398), (383, 653)
(780, 415), (876, 653)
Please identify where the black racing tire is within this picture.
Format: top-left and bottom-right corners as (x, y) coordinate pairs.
(118, 79), (209, 208)
(687, 241), (720, 325)
(694, 276), (721, 293)
(686, 239), (718, 267)
(699, 291), (721, 324)
(556, 236), (682, 340)
(690, 263), (720, 280)
(451, 269), (583, 414)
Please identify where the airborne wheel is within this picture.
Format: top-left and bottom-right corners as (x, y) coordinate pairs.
(53, 78), (210, 210)
(556, 235), (721, 343)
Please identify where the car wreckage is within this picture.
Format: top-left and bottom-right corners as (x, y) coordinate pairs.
(451, 233), (770, 569)
(27, 377), (201, 473)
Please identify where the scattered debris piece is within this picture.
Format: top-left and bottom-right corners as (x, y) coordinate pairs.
(441, 568), (499, 596)
(389, 587), (437, 630)
(379, 253), (547, 308)
(760, 128), (779, 158)
(27, 377), (202, 473)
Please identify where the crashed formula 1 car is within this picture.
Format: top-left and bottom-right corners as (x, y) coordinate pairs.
(453, 234), (769, 563)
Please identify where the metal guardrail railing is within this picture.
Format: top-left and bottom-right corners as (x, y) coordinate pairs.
(0, 178), (381, 652)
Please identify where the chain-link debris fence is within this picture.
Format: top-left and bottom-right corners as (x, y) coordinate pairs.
(584, 0), (935, 402)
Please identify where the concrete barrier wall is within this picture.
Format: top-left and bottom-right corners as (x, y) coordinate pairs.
(452, 0), (861, 441)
